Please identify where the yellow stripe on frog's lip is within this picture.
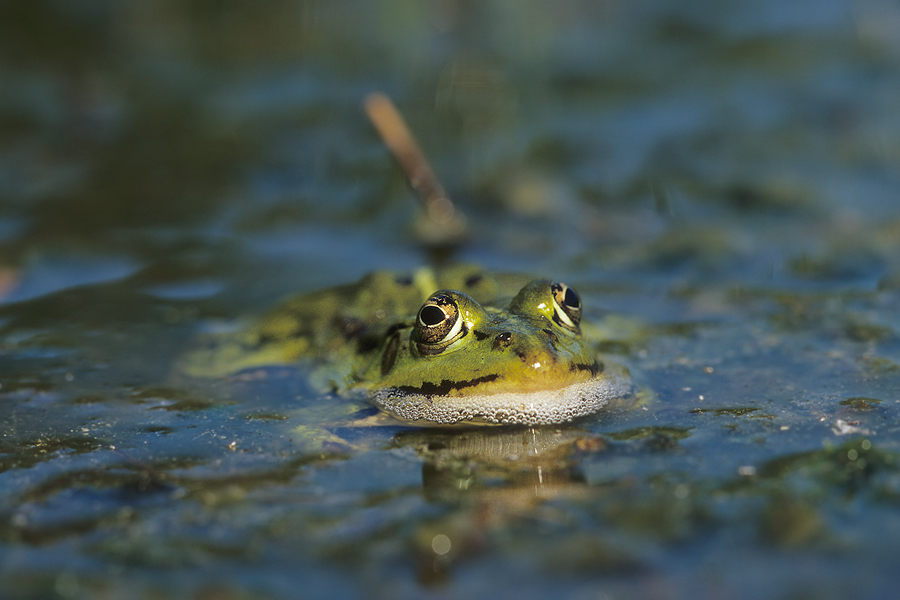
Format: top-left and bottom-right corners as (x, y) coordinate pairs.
(370, 364), (634, 426)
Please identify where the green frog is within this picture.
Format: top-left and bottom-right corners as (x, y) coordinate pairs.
(184, 265), (633, 426)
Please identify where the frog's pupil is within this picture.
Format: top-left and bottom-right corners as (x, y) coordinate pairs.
(564, 287), (580, 309)
(420, 305), (447, 326)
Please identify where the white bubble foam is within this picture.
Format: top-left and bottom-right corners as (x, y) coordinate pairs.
(371, 365), (633, 426)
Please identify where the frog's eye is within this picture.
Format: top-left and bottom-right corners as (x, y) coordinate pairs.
(416, 293), (464, 346)
(550, 282), (581, 332)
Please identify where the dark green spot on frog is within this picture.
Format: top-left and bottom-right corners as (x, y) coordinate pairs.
(183, 266), (633, 426)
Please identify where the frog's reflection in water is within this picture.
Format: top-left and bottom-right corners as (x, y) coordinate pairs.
(392, 426), (613, 583)
(397, 426), (600, 499)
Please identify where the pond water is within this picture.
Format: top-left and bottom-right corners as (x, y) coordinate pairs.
(3, 1), (900, 598)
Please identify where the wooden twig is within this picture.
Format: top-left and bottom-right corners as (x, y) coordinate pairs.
(364, 92), (466, 248)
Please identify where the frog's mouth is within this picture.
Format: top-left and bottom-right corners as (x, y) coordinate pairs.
(370, 363), (634, 426)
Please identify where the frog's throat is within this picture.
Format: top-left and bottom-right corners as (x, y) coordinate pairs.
(370, 368), (633, 426)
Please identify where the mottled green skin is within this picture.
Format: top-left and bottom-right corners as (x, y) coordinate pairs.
(186, 266), (533, 379)
(184, 265), (625, 424)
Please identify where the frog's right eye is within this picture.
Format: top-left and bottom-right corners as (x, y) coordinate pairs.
(550, 282), (581, 332)
(415, 293), (464, 346)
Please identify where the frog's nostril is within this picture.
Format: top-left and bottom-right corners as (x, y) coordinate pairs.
(492, 331), (512, 350)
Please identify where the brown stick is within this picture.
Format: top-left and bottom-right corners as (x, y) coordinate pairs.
(364, 92), (466, 245)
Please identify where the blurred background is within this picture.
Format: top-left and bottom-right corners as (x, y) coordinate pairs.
(3, 0), (898, 302)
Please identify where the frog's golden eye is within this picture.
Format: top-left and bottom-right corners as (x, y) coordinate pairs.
(550, 282), (581, 332)
(416, 293), (464, 346)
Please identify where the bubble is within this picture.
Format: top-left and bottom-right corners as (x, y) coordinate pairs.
(371, 368), (634, 426)
(431, 534), (452, 555)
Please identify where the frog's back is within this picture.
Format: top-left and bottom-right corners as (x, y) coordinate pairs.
(181, 265), (532, 379)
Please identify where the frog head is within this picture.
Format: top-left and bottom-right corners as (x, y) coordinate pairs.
(359, 280), (632, 425)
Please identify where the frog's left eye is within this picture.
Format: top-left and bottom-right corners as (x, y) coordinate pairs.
(416, 293), (464, 347)
(551, 283), (581, 332)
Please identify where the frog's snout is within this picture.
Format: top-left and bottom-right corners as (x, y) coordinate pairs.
(490, 329), (558, 355)
(492, 327), (567, 366)
(491, 331), (513, 350)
